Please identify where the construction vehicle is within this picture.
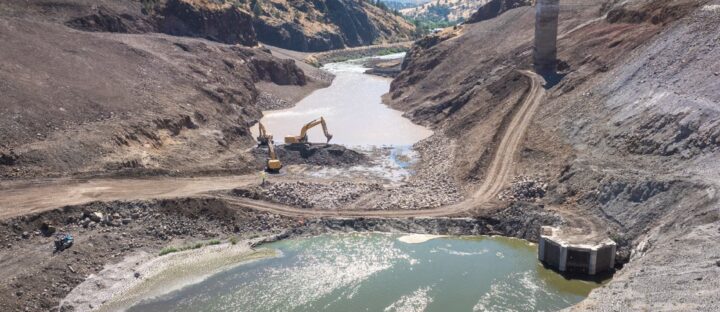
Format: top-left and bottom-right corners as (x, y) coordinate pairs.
(256, 122), (272, 146)
(284, 117), (333, 144)
(265, 141), (282, 173)
(53, 233), (73, 252)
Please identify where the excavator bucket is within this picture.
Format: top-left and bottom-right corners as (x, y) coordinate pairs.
(266, 159), (282, 172)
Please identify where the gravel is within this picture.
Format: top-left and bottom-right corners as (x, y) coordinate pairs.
(498, 176), (547, 202)
(369, 132), (464, 210)
(255, 181), (382, 209)
(256, 91), (293, 111)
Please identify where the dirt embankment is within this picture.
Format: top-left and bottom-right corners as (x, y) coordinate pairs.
(387, 0), (720, 310)
(363, 57), (403, 78)
(254, 143), (369, 167)
(305, 41), (413, 65)
(0, 198), (300, 312)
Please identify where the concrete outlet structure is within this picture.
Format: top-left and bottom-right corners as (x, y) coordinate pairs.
(538, 226), (617, 275)
(534, 0), (560, 73)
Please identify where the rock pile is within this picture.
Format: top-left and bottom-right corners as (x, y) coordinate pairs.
(254, 144), (368, 167)
(256, 92), (291, 111)
(259, 181), (382, 209)
(498, 176), (547, 202)
(371, 133), (464, 210)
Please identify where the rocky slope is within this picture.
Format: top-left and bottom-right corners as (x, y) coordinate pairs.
(22, 0), (415, 52)
(250, 0), (415, 51)
(400, 0), (492, 23)
(0, 0), (323, 179)
(465, 0), (530, 24)
(388, 0), (719, 309)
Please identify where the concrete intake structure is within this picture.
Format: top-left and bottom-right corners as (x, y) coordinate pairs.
(538, 226), (617, 275)
(534, 0), (560, 73)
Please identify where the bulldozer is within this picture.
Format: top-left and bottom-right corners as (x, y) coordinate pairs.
(265, 140), (282, 173)
(284, 117), (333, 144)
(256, 122), (272, 146)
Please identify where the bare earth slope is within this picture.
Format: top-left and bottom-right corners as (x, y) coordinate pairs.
(0, 2), (321, 179)
(389, 0), (720, 310)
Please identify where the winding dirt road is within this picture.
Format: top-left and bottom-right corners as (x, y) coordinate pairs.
(0, 71), (545, 220)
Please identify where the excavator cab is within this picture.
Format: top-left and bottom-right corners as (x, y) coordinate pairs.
(284, 117), (333, 144)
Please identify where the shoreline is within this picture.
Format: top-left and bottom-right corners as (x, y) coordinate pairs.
(62, 239), (278, 312)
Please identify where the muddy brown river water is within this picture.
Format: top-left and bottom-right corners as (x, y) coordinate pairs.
(252, 54), (432, 147)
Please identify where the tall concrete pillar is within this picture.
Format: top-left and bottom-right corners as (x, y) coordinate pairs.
(534, 0), (560, 73)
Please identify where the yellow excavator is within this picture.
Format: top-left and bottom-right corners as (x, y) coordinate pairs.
(256, 122), (272, 146)
(284, 117), (333, 144)
(265, 140), (282, 173)
(256, 122), (282, 172)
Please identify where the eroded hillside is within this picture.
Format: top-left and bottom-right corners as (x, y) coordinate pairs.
(251, 0), (416, 51)
(388, 0), (720, 309)
(0, 0), (324, 179)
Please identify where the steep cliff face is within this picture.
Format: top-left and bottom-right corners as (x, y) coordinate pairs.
(158, 0), (258, 46)
(65, 0), (258, 46)
(251, 0), (416, 51)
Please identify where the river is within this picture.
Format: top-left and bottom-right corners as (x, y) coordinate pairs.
(252, 53), (432, 147)
(129, 233), (602, 311)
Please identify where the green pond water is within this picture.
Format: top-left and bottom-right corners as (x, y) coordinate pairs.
(128, 233), (602, 312)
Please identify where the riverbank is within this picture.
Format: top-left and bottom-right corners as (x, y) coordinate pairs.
(0, 191), (564, 311)
(304, 42), (413, 66)
(61, 240), (275, 312)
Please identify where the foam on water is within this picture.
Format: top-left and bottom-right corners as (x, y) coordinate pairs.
(129, 234), (604, 312)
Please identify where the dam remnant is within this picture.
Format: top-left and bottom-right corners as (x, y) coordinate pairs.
(534, 0), (560, 73)
(538, 226), (616, 275)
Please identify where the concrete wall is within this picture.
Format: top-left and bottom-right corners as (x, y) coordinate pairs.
(534, 0), (560, 73)
(595, 245), (615, 274)
(538, 227), (617, 275)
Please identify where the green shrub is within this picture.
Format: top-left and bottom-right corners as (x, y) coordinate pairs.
(159, 246), (179, 256)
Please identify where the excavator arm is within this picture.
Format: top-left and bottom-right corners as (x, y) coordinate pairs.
(256, 122), (272, 146)
(286, 117), (333, 144)
(265, 141), (282, 172)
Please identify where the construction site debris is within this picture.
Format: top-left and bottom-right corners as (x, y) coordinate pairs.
(255, 181), (382, 209)
(499, 176), (547, 202)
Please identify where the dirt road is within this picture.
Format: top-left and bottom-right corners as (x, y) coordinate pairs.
(0, 176), (258, 219)
(0, 71), (545, 219)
